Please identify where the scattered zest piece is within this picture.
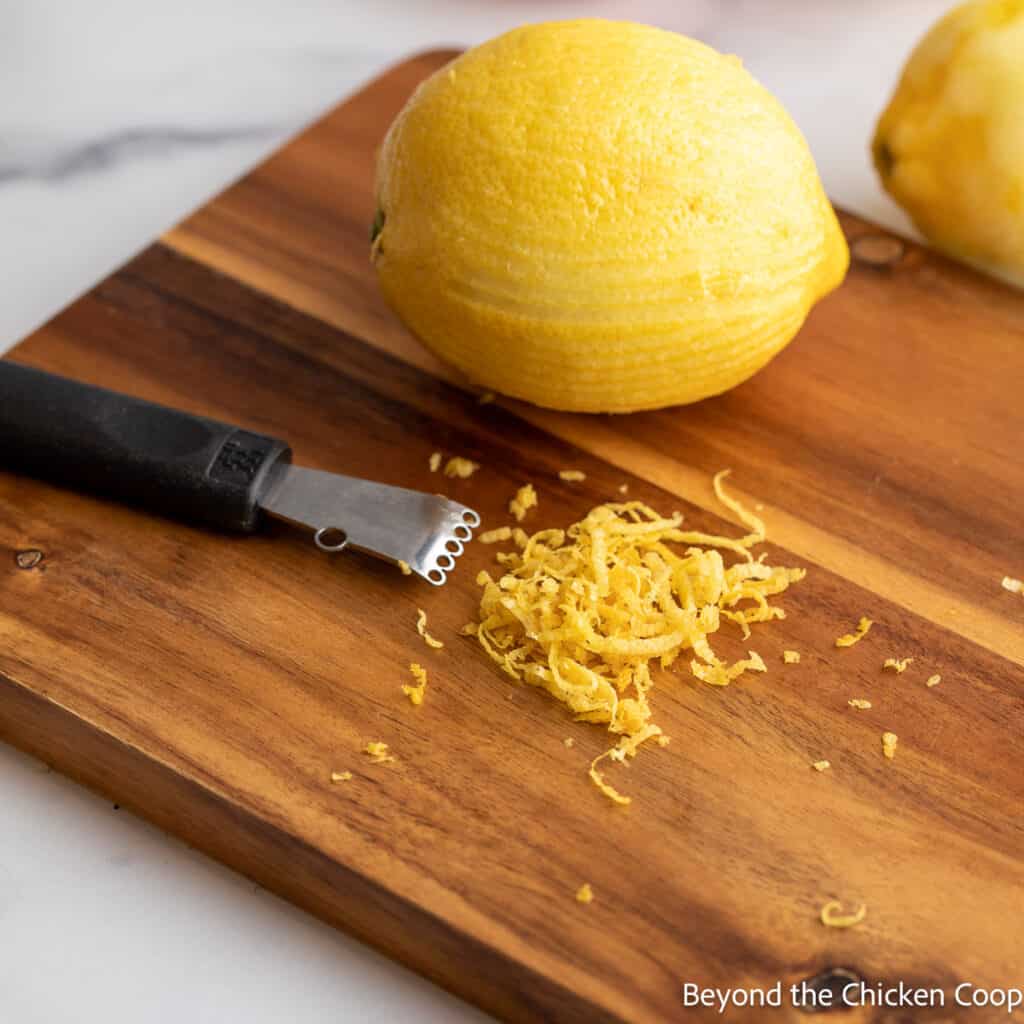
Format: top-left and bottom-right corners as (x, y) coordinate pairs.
(926, 674), (941, 688)
(478, 392), (495, 405)
(848, 699), (872, 710)
(713, 469), (766, 544)
(474, 472), (803, 802)
(416, 608), (444, 649)
(509, 483), (538, 522)
(1002, 576), (1023, 595)
(429, 451), (442, 473)
(397, 560), (412, 576)
(589, 726), (663, 804)
(618, 483), (629, 494)
(820, 900), (867, 928)
(460, 622), (477, 636)
(882, 731), (898, 760)
(402, 663), (428, 706)
(480, 526), (513, 544)
(364, 742), (394, 764)
(836, 617), (873, 648)
(559, 470), (587, 482)
(575, 883), (594, 904)
(783, 650), (801, 664)
(330, 770), (353, 783)
(690, 650), (766, 687)
(811, 760), (831, 772)
(883, 657), (913, 673)
(563, 737), (575, 748)
(444, 456), (479, 479)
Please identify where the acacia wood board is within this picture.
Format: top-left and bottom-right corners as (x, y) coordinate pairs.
(2, 51), (1023, 1024)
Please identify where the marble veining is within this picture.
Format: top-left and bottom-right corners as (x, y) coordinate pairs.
(0, 124), (285, 185)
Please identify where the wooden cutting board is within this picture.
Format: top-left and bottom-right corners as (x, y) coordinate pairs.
(2, 51), (1023, 1024)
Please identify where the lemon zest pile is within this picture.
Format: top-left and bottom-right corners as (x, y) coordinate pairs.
(926, 674), (941, 688)
(509, 483), (538, 522)
(416, 608), (444, 649)
(575, 883), (594, 904)
(330, 770), (353, 783)
(559, 470), (587, 482)
(403, 663), (428, 706)
(783, 650), (801, 664)
(444, 456), (479, 479)
(820, 901), (867, 928)
(848, 699), (872, 710)
(811, 760), (831, 772)
(1002, 576), (1023, 595)
(471, 472), (802, 802)
(882, 731), (898, 760)
(836, 617), (873, 647)
(364, 742), (394, 764)
(480, 526), (513, 544)
(883, 657), (913, 673)
(429, 452), (442, 473)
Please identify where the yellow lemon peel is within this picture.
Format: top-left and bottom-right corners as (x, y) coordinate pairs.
(926, 674), (941, 688)
(882, 732), (899, 760)
(330, 770), (353, 783)
(836, 617), (873, 648)
(811, 760), (831, 772)
(416, 608), (444, 649)
(848, 699), (872, 710)
(403, 663), (428, 706)
(1002, 576), (1023, 595)
(820, 901), (867, 928)
(509, 483), (538, 522)
(364, 742), (394, 764)
(783, 650), (801, 664)
(397, 560), (412, 576)
(480, 526), (513, 544)
(575, 883), (594, 904)
(444, 456), (479, 479)
(559, 470), (587, 482)
(883, 657), (913, 673)
(428, 452), (442, 473)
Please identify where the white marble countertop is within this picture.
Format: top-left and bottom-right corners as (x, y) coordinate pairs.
(1, 2), (950, 1021)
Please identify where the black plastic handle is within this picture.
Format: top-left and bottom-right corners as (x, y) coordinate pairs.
(0, 361), (291, 532)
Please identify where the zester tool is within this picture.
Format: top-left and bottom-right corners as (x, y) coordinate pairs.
(0, 362), (479, 585)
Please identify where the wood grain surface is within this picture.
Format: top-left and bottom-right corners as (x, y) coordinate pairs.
(2, 51), (1023, 1024)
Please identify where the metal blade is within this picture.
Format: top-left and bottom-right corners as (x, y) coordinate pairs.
(260, 465), (480, 586)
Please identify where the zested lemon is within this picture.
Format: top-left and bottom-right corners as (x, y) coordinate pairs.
(373, 20), (848, 413)
(874, 0), (1024, 287)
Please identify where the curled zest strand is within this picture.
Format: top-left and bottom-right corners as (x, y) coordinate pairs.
(820, 900), (867, 928)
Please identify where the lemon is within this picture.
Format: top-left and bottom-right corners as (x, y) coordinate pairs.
(373, 20), (848, 413)
(874, 0), (1024, 287)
